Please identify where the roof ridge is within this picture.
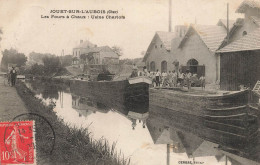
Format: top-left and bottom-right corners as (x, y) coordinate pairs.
(236, 0), (260, 13)
(178, 24), (227, 51)
(217, 27), (260, 53)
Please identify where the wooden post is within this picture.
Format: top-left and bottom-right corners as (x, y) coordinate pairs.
(167, 144), (170, 165)
(225, 155), (228, 165)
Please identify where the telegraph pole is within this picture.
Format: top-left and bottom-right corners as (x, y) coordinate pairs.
(169, 0), (172, 32)
(227, 3), (230, 42)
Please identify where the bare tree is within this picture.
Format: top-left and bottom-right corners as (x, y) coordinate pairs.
(111, 46), (123, 56)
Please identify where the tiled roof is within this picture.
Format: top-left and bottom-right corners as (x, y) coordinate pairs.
(236, 0), (260, 13)
(179, 25), (227, 52)
(83, 46), (112, 53)
(156, 31), (176, 50)
(90, 46), (111, 52)
(171, 37), (183, 50)
(80, 46), (119, 57)
(101, 51), (119, 58)
(75, 40), (95, 49)
(251, 16), (260, 26)
(217, 19), (236, 30)
(195, 25), (228, 51)
(217, 28), (260, 53)
(143, 31), (175, 61)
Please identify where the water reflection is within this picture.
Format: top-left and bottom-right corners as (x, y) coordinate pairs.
(24, 79), (260, 165)
(148, 106), (260, 165)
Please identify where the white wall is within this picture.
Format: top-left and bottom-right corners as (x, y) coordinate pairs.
(175, 32), (217, 83)
(145, 36), (174, 72)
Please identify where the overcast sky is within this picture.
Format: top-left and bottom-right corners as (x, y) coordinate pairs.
(0, 0), (244, 60)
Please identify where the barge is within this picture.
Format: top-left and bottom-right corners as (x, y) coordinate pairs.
(70, 76), (152, 114)
(70, 76), (151, 107)
(149, 88), (259, 146)
(149, 88), (259, 116)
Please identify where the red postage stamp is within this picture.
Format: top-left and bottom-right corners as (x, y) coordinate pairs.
(0, 121), (35, 164)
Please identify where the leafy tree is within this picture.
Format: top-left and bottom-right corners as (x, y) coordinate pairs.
(28, 52), (56, 65)
(0, 48), (27, 71)
(60, 55), (73, 67)
(30, 63), (44, 75)
(119, 58), (143, 65)
(80, 54), (87, 64)
(42, 56), (61, 75)
(111, 46), (123, 56)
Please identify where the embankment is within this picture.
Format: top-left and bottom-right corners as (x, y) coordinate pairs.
(15, 81), (130, 165)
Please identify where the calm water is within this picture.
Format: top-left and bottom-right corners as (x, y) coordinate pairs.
(24, 79), (260, 165)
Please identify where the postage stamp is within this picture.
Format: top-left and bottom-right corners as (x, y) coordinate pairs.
(0, 121), (36, 164)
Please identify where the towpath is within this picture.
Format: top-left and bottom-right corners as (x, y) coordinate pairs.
(0, 76), (28, 121)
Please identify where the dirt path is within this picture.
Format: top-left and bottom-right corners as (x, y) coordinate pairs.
(0, 76), (28, 121)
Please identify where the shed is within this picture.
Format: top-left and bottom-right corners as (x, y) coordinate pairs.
(217, 28), (260, 91)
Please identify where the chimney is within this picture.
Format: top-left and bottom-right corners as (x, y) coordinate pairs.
(227, 3), (230, 42)
(80, 40), (83, 44)
(169, 0), (172, 32)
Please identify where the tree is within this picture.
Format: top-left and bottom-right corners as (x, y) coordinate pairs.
(60, 55), (73, 67)
(0, 48), (27, 71)
(28, 52), (56, 65)
(80, 54), (87, 64)
(111, 46), (123, 56)
(42, 56), (61, 75)
(30, 63), (44, 75)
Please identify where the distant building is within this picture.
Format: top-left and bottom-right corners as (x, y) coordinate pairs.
(217, 0), (260, 90)
(143, 25), (187, 72)
(72, 40), (119, 66)
(72, 40), (96, 65)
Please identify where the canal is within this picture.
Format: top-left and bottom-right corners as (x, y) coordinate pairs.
(24, 79), (260, 165)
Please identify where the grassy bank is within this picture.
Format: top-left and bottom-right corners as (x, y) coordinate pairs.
(15, 81), (130, 165)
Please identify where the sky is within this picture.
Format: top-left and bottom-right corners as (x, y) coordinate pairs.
(0, 0), (244, 60)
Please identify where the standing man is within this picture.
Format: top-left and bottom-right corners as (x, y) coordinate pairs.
(172, 70), (178, 87)
(161, 71), (168, 87)
(155, 69), (161, 87)
(130, 64), (138, 78)
(178, 70), (184, 87)
(10, 66), (17, 86)
(186, 70), (192, 90)
(199, 75), (206, 90)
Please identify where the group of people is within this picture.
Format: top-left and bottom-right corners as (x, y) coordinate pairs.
(151, 69), (205, 89)
(130, 64), (206, 89)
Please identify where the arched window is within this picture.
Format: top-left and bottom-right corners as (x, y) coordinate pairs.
(161, 61), (167, 72)
(187, 58), (199, 73)
(242, 31), (247, 36)
(150, 61), (155, 72)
